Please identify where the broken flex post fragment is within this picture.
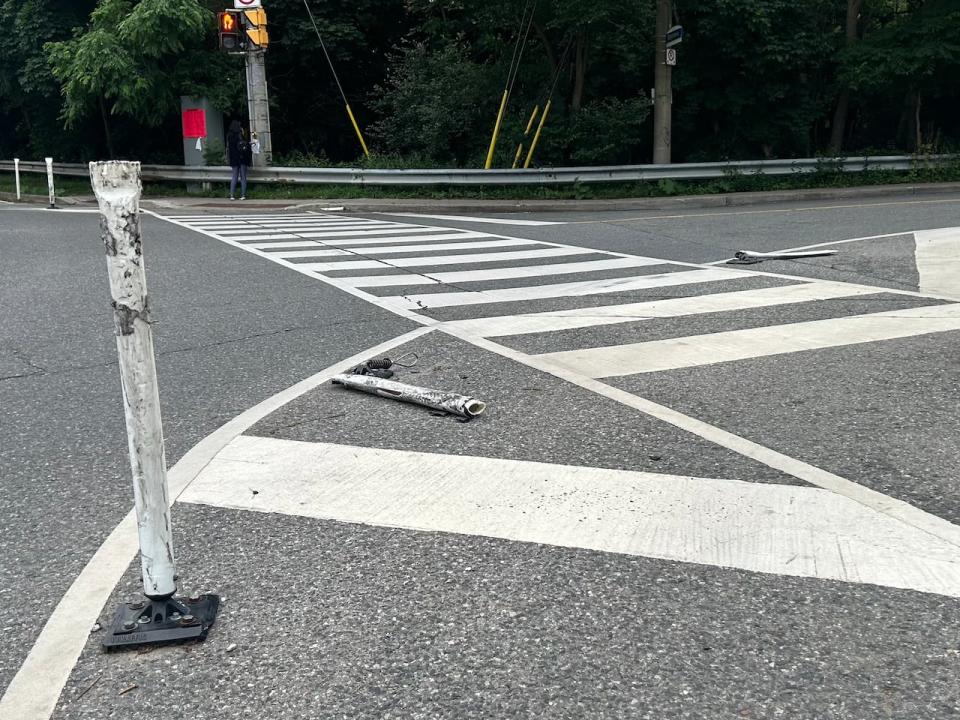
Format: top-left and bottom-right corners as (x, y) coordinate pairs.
(727, 249), (839, 265)
(331, 374), (487, 421)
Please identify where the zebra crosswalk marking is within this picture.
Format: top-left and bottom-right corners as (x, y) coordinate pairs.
(337, 256), (664, 288)
(439, 281), (881, 337)
(537, 302), (960, 378)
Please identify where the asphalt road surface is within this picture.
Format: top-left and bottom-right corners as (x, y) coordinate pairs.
(1, 192), (959, 719)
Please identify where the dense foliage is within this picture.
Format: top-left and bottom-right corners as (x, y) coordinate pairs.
(1, 0), (957, 166)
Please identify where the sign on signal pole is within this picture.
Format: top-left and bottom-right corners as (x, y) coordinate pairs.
(234, 0), (261, 8)
(666, 25), (683, 48)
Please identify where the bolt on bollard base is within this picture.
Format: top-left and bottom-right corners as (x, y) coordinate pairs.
(102, 594), (220, 650)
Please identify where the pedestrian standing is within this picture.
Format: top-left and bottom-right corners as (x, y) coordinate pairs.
(227, 120), (250, 201)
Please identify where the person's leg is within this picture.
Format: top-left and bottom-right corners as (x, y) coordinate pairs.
(240, 165), (248, 199)
(230, 166), (238, 199)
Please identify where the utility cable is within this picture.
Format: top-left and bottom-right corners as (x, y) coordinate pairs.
(302, 0), (370, 157)
(485, 0), (537, 169)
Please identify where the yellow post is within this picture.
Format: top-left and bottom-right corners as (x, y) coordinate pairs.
(512, 105), (540, 169)
(345, 104), (370, 158)
(524, 105), (540, 134)
(524, 99), (551, 169)
(512, 144), (525, 169)
(484, 90), (509, 170)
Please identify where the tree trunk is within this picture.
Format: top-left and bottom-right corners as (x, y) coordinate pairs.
(571, 34), (587, 113)
(828, 0), (862, 153)
(914, 90), (922, 151)
(532, 21), (557, 77)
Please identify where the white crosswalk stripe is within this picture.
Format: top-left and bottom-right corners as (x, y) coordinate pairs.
(165, 212), (958, 383)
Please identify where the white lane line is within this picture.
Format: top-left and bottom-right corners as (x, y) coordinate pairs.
(442, 281), (877, 337)
(164, 214), (341, 221)
(225, 228), (468, 243)
(181, 436), (960, 598)
(253, 238), (541, 256)
(199, 223), (396, 233)
(247, 240), (331, 250)
(385, 268), (748, 310)
(212, 222), (404, 234)
(915, 228), (960, 299)
(339, 257), (664, 288)
(0, 327), (434, 720)
(537, 302), (960, 378)
(384, 212), (564, 226)
(183, 218), (379, 226)
(306, 231), (492, 247)
(274, 246), (593, 265)
(315, 238), (542, 255)
(442, 327), (960, 551)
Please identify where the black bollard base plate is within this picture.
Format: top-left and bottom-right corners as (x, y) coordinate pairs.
(102, 594), (220, 649)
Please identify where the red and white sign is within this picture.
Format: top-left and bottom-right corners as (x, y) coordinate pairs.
(234, 0), (261, 7)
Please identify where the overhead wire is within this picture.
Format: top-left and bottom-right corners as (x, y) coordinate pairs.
(301, 0), (370, 157)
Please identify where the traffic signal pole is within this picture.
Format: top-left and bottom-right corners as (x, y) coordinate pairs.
(653, 0), (672, 164)
(245, 49), (273, 167)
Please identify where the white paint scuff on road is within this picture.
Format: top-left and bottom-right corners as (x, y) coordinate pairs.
(0, 328), (433, 720)
(537, 302), (960, 377)
(180, 436), (960, 598)
(915, 227), (960, 299)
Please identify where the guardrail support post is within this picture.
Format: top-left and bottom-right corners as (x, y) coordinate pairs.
(45, 157), (56, 208)
(14, 158), (20, 201)
(90, 160), (219, 649)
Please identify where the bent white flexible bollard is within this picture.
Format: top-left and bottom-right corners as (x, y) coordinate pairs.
(90, 160), (218, 648)
(332, 374), (486, 419)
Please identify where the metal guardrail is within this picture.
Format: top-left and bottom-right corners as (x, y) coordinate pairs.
(0, 155), (951, 188)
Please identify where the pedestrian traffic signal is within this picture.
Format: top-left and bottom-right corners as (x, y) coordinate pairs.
(242, 8), (269, 49)
(218, 10), (243, 52)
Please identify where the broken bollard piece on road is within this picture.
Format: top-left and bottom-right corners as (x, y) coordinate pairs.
(332, 374), (486, 420)
(727, 249), (838, 264)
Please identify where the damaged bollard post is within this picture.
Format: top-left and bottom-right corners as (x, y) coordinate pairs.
(90, 161), (219, 649)
(45, 157), (55, 208)
(332, 374), (487, 420)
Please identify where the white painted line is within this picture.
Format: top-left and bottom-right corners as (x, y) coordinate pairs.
(297, 259), (387, 272)
(538, 302), (960, 378)
(386, 268), (747, 310)
(213, 223), (402, 236)
(0, 327), (434, 720)
(224, 228), (463, 242)
(197, 222), (394, 232)
(181, 436), (960, 598)
(373, 247), (598, 267)
(340, 257), (664, 288)
(318, 231), (492, 247)
(213, 223), (415, 236)
(260, 247), (349, 257)
(443, 327), (960, 552)
(385, 212), (563, 226)
(442, 281), (878, 337)
(165, 214), (341, 221)
(340, 238), (543, 255)
(915, 228), (960, 299)
(275, 246), (591, 265)
(247, 240), (329, 250)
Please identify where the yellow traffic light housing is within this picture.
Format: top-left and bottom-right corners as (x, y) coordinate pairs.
(242, 9), (269, 49)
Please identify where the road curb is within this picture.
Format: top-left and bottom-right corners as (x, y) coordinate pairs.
(5, 180), (960, 214)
